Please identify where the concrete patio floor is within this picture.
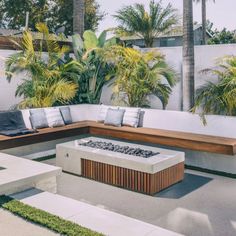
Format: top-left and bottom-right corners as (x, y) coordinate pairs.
(44, 158), (236, 236)
(0, 209), (58, 236)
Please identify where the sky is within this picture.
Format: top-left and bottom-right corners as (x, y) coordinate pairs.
(97, 0), (236, 33)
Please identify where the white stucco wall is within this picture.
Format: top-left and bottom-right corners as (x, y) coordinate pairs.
(0, 50), (23, 110)
(100, 44), (236, 111)
(1, 44), (236, 110)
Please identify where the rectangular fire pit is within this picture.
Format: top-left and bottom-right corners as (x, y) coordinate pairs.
(56, 137), (185, 195)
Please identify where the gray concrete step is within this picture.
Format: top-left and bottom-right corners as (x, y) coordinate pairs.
(11, 189), (183, 236)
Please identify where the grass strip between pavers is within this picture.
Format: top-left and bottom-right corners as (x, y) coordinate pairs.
(0, 195), (103, 236)
(34, 154), (56, 162)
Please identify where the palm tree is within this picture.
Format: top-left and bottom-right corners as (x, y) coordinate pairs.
(114, 0), (179, 48)
(182, 0), (195, 111)
(5, 23), (79, 108)
(194, 0), (215, 45)
(73, 0), (85, 35)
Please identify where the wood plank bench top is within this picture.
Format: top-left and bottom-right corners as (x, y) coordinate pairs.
(88, 121), (236, 155)
(0, 120), (236, 155)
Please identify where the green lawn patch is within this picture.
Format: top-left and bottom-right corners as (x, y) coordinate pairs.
(0, 195), (103, 236)
(34, 154), (56, 162)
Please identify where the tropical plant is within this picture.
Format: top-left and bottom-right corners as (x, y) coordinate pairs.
(5, 23), (80, 108)
(192, 56), (236, 120)
(114, 0), (179, 47)
(194, 0), (215, 45)
(73, 0), (85, 35)
(0, 0), (105, 35)
(71, 30), (118, 104)
(183, 0), (195, 111)
(102, 45), (176, 108)
(206, 20), (216, 35)
(208, 28), (236, 45)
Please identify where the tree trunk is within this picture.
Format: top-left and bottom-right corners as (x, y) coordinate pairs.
(73, 0), (85, 35)
(182, 0), (195, 111)
(202, 0), (207, 44)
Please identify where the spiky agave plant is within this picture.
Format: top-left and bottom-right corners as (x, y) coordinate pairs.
(102, 45), (176, 108)
(192, 56), (236, 121)
(5, 23), (80, 108)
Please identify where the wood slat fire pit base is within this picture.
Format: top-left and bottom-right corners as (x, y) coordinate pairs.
(81, 159), (184, 195)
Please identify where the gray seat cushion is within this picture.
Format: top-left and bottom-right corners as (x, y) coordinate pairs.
(0, 110), (26, 131)
(30, 109), (48, 129)
(60, 107), (72, 125)
(104, 108), (125, 127)
(0, 128), (37, 137)
(0, 110), (37, 136)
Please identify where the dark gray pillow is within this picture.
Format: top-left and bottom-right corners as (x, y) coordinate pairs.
(30, 109), (48, 129)
(138, 110), (145, 127)
(104, 108), (125, 127)
(60, 107), (72, 125)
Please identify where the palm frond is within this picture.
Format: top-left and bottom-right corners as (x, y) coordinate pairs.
(5, 23), (79, 108)
(103, 45), (176, 108)
(114, 0), (179, 47)
(192, 55), (236, 118)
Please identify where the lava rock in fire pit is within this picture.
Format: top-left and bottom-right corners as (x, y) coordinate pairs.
(79, 140), (159, 158)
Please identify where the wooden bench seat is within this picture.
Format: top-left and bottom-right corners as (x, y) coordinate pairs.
(0, 122), (90, 150)
(0, 120), (236, 156)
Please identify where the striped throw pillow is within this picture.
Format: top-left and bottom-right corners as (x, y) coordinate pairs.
(44, 108), (65, 128)
(122, 108), (141, 128)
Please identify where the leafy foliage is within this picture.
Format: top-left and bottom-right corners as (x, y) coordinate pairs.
(71, 31), (118, 104)
(114, 0), (179, 47)
(5, 23), (80, 108)
(0, 195), (103, 236)
(0, 0), (105, 34)
(102, 46), (176, 108)
(192, 56), (236, 120)
(208, 28), (236, 45)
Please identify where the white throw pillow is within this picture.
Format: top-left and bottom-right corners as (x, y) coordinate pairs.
(44, 108), (65, 127)
(122, 107), (141, 128)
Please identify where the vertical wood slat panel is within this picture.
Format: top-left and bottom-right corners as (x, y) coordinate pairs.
(81, 159), (184, 195)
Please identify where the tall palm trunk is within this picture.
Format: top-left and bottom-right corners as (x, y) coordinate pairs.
(73, 0), (85, 35)
(182, 0), (195, 111)
(201, 0), (207, 44)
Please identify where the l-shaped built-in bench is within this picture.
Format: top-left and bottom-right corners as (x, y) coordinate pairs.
(0, 121), (236, 155)
(1, 104), (236, 176)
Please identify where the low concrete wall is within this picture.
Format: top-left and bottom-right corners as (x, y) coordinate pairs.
(0, 153), (61, 195)
(2, 134), (89, 158)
